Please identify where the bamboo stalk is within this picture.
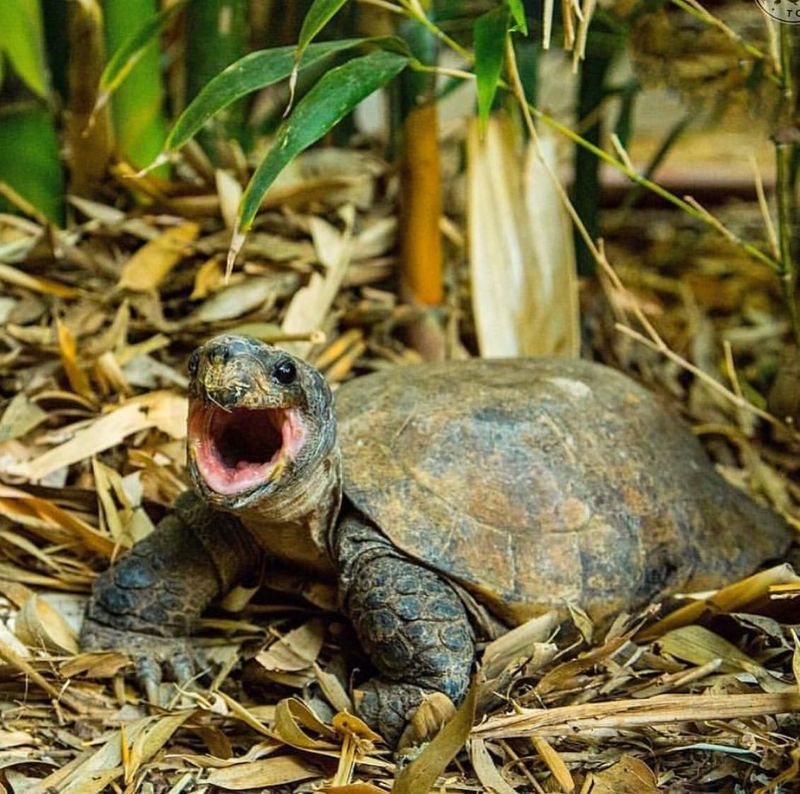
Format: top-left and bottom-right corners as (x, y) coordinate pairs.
(66, 0), (113, 195)
(400, 101), (443, 307)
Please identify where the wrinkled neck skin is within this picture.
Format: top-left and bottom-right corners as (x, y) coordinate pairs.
(235, 445), (343, 577)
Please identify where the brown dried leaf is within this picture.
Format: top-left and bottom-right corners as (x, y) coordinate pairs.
(315, 662), (354, 714)
(274, 697), (338, 750)
(118, 221), (200, 291)
(637, 564), (800, 641)
(332, 712), (381, 744)
(392, 679), (478, 794)
(0, 393), (48, 443)
(256, 619), (325, 672)
(193, 277), (283, 323)
(189, 256), (225, 300)
(0, 262), (80, 298)
(216, 169), (242, 231)
(125, 711), (193, 784)
(586, 755), (659, 794)
(15, 593), (79, 654)
(468, 737), (519, 794)
(281, 212), (354, 358)
(531, 735), (574, 793)
(11, 391), (186, 481)
(482, 612), (559, 679)
(0, 484), (114, 557)
(206, 755), (324, 790)
(56, 318), (94, 400)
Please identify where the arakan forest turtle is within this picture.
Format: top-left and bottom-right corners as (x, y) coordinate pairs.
(81, 335), (793, 744)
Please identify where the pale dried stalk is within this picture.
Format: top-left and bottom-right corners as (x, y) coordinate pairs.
(616, 324), (789, 433)
(473, 692), (800, 739)
(749, 155), (780, 260)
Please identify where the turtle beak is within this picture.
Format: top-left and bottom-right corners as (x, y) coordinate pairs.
(188, 400), (307, 496)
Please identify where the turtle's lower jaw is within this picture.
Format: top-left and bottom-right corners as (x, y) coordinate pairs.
(188, 401), (307, 497)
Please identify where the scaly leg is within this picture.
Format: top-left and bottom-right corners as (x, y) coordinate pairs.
(333, 514), (475, 746)
(81, 491), (261, 699)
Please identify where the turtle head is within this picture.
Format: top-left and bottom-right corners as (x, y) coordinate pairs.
(187, 335), (337, 514)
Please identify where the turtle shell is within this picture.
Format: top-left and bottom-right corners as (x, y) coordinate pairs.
(334, 358), (790, 625)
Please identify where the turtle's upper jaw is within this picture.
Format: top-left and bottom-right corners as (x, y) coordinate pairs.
(188, 400), (307, 497)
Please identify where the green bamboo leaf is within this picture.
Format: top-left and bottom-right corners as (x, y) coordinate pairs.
(507, 0), (528, 35)
(0, 0), (48, 98)
(297, 0), (350, 57)
(474, 5), (509, 132)
(229, 49), (408, 271)
(286, 0), (351, 110)
(164, 38), (366, 156)
(97, 0), (188, 105)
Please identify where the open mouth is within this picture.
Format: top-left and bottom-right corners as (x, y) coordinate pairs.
(188, 402), (306, 496)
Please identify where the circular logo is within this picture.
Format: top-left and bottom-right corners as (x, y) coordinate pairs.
(756, 0), (800, 23)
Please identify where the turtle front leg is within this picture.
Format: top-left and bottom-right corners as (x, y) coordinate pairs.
(333, 515), (475, 746)
(81, 491), (261, 700)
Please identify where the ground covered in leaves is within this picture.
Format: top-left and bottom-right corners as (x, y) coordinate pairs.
(1, 147), (800, 793)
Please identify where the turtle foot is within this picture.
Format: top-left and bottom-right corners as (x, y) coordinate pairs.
(80, 620), (207, 705)
(354, 679), (455, 749)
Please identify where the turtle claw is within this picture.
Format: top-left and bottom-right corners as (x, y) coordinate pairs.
(81, 619), (206, 703)
(168, 652), (196, 687)
(135, 655), (164, 706)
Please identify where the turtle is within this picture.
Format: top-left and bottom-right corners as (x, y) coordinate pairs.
(81, 334), (794, 745)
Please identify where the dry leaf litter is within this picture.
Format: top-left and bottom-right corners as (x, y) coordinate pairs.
(0, 141), (799, 793)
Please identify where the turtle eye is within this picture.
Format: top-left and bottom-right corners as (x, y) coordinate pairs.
(188, 351), (200, 379)
(273, 359), (297, 385)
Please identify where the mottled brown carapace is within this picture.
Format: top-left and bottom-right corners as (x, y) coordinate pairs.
(336, 358), (792, 625)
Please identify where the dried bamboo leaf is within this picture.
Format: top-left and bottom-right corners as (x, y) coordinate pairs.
(0, 393), (48, 443)
(56, 318), (94, 400)
(657, 625), (782, 690)
(10, 391), (186, 481)
(281, 212), (354, 358)
(256, 619), (325, 672)
(0, 484), (114, 557)
(206, 755), (324, 790)
(273, 697), (338, 750)
(586, 755), (659, 794)
(531, 735), (575, 793)
(118, 221), (200, 291)
(315, 662), (354, 714)
(467, 114), (579, 357)
(468, 738), (519, 794)
(125, 711), (193, 784)
(392, 680), (478, 794)
(15, 592), (79, 654)
(482, 612), (559, 678)
(216, 169), (242, 231)
(0, 262), (80, 298)
(473, 693), (800, 739)
(637, 564), (800, 641)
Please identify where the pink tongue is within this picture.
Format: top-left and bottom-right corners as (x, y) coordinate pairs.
(199, 453), (269, 495)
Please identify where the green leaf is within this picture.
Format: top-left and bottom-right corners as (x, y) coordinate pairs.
(288, 0), (351, 110)
(164, 38), (367, 155)
(297, 0), (350, 59)
(0, 0), (48, 98)
(507, 0), (528, 35)
(474, 5), (509, 132)
(97, 0), (188, 102)
(229, 49), (408, 270)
